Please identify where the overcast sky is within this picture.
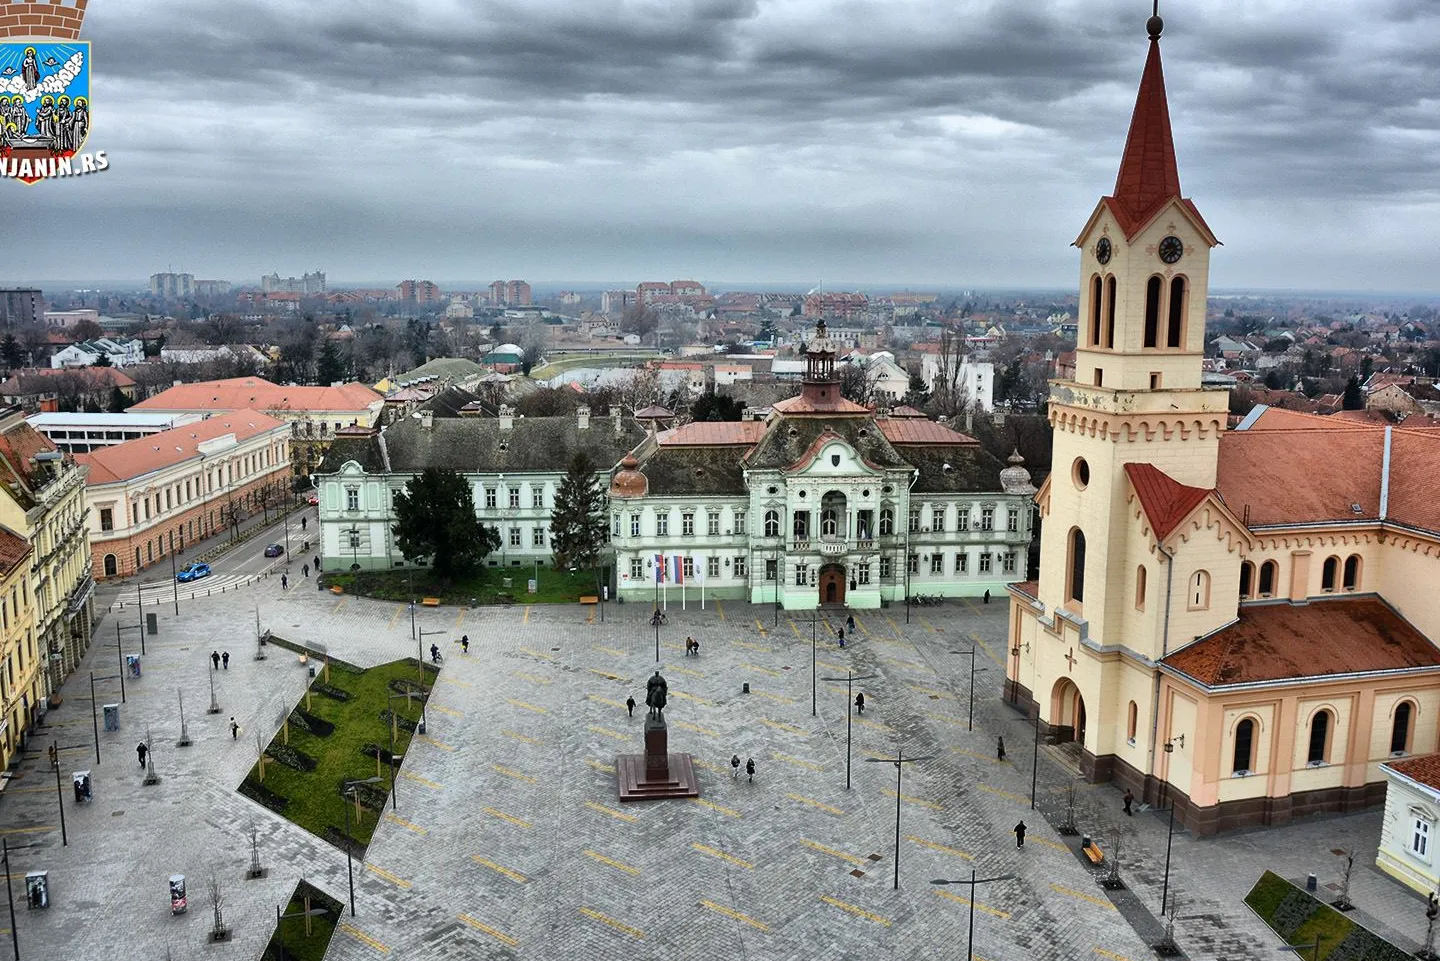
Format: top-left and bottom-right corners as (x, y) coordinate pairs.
(8, 0), (1440, 292)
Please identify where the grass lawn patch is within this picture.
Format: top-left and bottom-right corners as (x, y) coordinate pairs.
(238, 658), (437, 851)
(325, 563), (601, 605)
(1243, 870), (1411, 960)
(262, 879), (342, 961)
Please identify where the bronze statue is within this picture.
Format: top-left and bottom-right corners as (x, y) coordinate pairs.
(645, 670), (668, 717)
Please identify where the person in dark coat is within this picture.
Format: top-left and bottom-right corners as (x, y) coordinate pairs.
(461, 635), (469, 655)
(281, 573), (288, 590)
(984, 589), (991, 604)
(302, 564), (309, 578)
(1014, 821), (1026, 848)
(845, 614), (855, 633)
(136, 741), (148, 768)
(997, 735), (1007, 761)
(211, 650), (220, 670)
(837, 627), (845, 647)
(626, 696), (636, 717)
(1123, 789), (1134, 816)
(221, 651), (229, 670)
(746, 757), (756, 782)
(313, 556), (320, 571)
(731, 754), (741, 778)
(230, 717), (239, 740)
(854, 692), (865, 714)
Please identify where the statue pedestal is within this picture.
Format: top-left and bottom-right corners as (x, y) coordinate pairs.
(616, 713), (700, 802)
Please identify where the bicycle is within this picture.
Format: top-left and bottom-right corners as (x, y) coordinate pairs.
(650, 611), (669, 627)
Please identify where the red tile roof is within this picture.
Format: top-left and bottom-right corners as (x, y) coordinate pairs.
(1385, 754), (1440, 792)
(1164, 598), (1440, 688)
(1216, 428), (1385, 526)
(1007, 580), (1039, 603)
(0, 367), (136, 394)
(79, 410), (287, 484)
(0, 526), (30, 578)
(889, 405), (927, 418)
(771, 393), (871, 415)
(132, 377), (381, 414)
(658, 421), (766, 446)
(1124, 463), (1211, 541)
(1385, 427), (1440, 533)
(875, 418), (980, 446)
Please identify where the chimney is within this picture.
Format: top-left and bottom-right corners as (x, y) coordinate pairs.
(499, 405), (514, 430)
(577, 405), (590, 430)
(420, 411), (433, 431)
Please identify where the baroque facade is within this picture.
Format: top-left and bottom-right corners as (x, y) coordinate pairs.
(1005, 13), (1440, 840)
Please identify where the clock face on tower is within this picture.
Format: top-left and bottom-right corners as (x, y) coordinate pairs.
(1095, 237), (1112, 265)
(1158, 235), (1184, 264)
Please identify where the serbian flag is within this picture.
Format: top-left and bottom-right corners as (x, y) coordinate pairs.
(655, 554), (666, 583)
(672, 555), (685, 585)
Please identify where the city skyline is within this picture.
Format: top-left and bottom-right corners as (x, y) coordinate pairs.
(8, 0), (1440, 291)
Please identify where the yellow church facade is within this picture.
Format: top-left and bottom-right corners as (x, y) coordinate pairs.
(1004, 14), (1440, 836)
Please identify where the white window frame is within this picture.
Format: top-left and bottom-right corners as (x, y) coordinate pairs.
(629, 558), (644, 580)
(682, 512), (695, 536)
(706, 556), (720, 578)
(734, 512), (746, 535)
(707, 512), (720, 536)
(929, 554), (943, 575)
(1413, 814), (1434, 862)
(734, 556), (747, 578)
(979, 552), (993, 574)
(657, 512), (669, 536)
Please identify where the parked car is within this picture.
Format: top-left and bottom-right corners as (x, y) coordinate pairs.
(176, 562), (211, 583)
(306, 495), (319, 506)
(263, 544), (285, 558)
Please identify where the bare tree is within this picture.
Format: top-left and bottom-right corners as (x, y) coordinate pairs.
(928, 326), (973, 418)
(838, 362), (877, 407)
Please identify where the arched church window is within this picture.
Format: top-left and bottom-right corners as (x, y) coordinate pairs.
(1126, 701), (1138, 742)
(1167, 276), (1186, 348)
(793, 511), (809, 539)
(1067, 528), (1086, 604)
(764, 510), (780, 538)
(1343, 555), (1361, 591)
(1239, 561), (1254, 600)
(1134, 565), (1147, 610)
(1188, 570), (1210, 610)
(1393, 701), (1415, 755)
(1308, 709), (1332, 764)
(1143, 276), (1162, 348)
(1105, 275), (1118, 349)
(879, 508), (894, 536)
(821, 509), (838, 537)
(1233, 718), (1255, 774)
(1090, 275), (1103, 347)
(1259, 560), (1277, 597)
(1321, 556), (1339, 592)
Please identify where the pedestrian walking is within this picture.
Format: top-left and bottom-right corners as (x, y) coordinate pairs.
(837, 627), (845, 647)
(221, 651), (230, 670)
(136, 741), (148, 768)
(854, 692), (865, 714)
(731, 754), (741, 778)
(211, 650), (220, 671)
(1123, 789), (1134, 816)
(984, 589), (991, 604)
(692, 637), (700, 657)
(461, 635), (470, 655)
(313, 555), (320, 571)
(1013, 821), (1026, 848)
(845, 614), (855, 633)
(626, 696), (636, 717)
(996, 735), (1006, 761)
(746, 757), (755, 783)
(301, 516), (307, 531)
(302, 564), (309, 578)
(281, 573), (289, 590)
(230, 717), (239, 740)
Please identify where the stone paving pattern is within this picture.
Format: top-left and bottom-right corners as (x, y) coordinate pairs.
(0, 537), (1429, 961)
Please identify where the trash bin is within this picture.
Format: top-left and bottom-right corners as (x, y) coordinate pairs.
(169, 874), (187, 914)
(25, 871), (48, 910)
(742, 682), (750, 694)
(308, 666), (316, 679)
(71, 771), (91, 802)
(146, 612), (158, 635)
(1081, 835), (1092, 849)
(1306, 874), (1318, 892)
(126, 655), (142, 679)
(103, 704), (120, 732)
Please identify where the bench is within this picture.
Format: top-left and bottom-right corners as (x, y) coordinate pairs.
(422, 597), (441, 607)
(579, 595), (599, 606)
(1082, 843), (1105, 865)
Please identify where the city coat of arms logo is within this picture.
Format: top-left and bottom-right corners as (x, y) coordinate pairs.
(0, 0), (105, 184)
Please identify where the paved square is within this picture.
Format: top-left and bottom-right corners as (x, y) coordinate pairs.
(0, 544), (1425, 961)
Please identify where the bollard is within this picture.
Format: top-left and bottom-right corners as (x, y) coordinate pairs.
(742, 682), (750, 694)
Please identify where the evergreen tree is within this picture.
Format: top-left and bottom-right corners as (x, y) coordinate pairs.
(316, 340), (345, 385)
(548, 452), (609, 570)
(689, 389), (743, 422)
(0, 334), (23, 370)
(1342, 375), (1363, 410)
(391, 468), (499, 582)
(107, 387), (129, 413)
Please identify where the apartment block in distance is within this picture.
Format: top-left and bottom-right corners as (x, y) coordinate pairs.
(149, 273), (195, 300)
(397, 280), (443, 305)
(0, 289), (41, 328)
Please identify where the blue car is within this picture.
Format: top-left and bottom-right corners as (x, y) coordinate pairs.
(176, 562), (211, 583)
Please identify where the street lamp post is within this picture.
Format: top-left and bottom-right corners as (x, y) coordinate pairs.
(865, 748), (935, 890)
(89, 671), (122, 764)
(169, 545), (180, 616)
(1419, 892), (1440, 961)
(820, 671), (878, 790)
(810, 608), (820, 718)
(931, 871), (1016, 961)
(949, 646), (987, 732)
(386, 690), (425, 813)
(48, 742), (66, 846)
(340, 776), (384, 916)
(116, 622), (141, 699)
(418, 627), (445, 688)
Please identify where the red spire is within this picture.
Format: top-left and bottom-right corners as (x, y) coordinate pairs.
(1111, 32), (1181, 231)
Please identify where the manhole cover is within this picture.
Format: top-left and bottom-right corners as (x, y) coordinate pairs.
(782, 666), (791, 671)
(111, 810), (124, 817)
(867, 854), (882, 862)
(551, 647), (560, 652)
(850, 869), (866, 878)
(929, 695), (940, 700)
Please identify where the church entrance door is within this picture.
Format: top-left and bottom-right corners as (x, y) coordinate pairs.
(819, 565), (846, 606)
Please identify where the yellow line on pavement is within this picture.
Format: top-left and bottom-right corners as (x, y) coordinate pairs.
(429, 704), (463, 717)
(579, 907), (643, 939)
(513, 671), (552, 685)
(333, 598), (348, 613)
(595, 646), (625, 656)
(0, 826), (51, 836)
(339, 922), (390, 953)
(400, 771), (442, 790)
(415, 734), (454, 751)
(471, 855), (528, 884)
(692, 843), (753, 869)
(817, 660), (849, 674)
(672, 719), (720, 737)
(908, 684), (952, 699)
(690, 797), (741, 818)
(787, 794), (844, 815)
(585, 759), (615, 773)
(950, 746), (1001, 764)
(1030, 836), (1068, 852)
(906, 836), (973, 860)
(483, 806), (532, 829)
(741, 662), (781, 677)
(587, 607), (595, 624)
(588, 694), (628, 710)
(1050, 883), (1117, 911)
(699, 899), (768, 931)
(753, 619), (766, 635)
(454, 608), (465, 629)
(669, 665), (705, 678)
(492, 764), (536, 784)
(852, 717), (893, 732)
(977, 784), (1028, 804)
(715, 599), (725, 620)
(522, 605), (531, 624)
(692, 758), (727, 774)
(884, 615), (904, 637)
(583, 849), (640, 876)
(752, 690), (796, 704)
(588, 668), (628, 682)
(458, 914), (518, 947)
(383, 813), (427, 835)
(734, 639), (771, 651)
(501, 729), (543, 746)
(924, 711), (967, 728)
(919, 615), (941, 633)
(670, 691), (711, 706)
(365, 864), (412, 889)
(854, 616), (872, 637)
(387, 606), (403, 630)
(820, 895), (891, 926)
(587, 724), (628, 742)
(439, 676), (473, 688)
(879, 656), (925, 671)
(1094, 949), (1135, 961)
(789, 620), (803, 639)
(507, 698), (548, 714)
(585, 800), (637, 823)
(520, 648), (555, 661)
(760, 718), (808, 736)
(934, 888), (1011, 919)
(773, 753), (825, 772)
(884, 789), (944, 811)
(798, 839), (867, 865)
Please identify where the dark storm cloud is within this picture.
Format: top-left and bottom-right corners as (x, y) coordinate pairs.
(7, 0), (1440, 290)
